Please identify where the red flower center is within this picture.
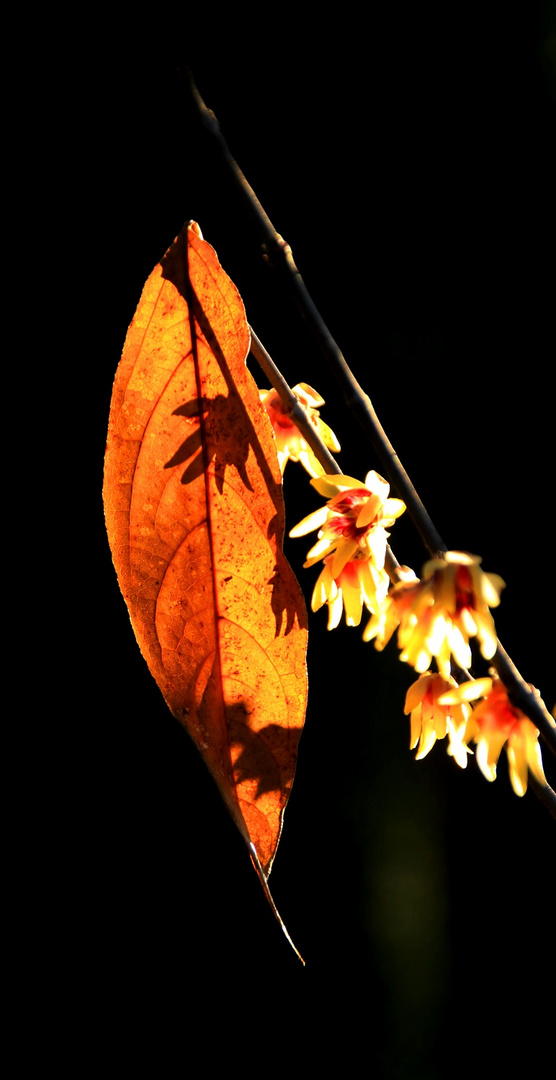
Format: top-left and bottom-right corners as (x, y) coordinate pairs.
(332, 489), (371, 514)
(325, 516), (370, 543)
(454, 566), (475, 613)
(266, 394), (296, 430)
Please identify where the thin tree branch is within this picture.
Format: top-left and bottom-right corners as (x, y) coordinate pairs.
(527, 773), (556, 819)
(249, 329), (340, 476)
(491, 641), (556, 759)
(187, 70), (446, 556)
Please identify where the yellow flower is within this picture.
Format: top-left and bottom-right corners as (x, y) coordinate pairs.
(404, 672), (473, 767)
(424, 551), (504, 662)
(362, 567), (419, 649)
(368, 551), (504, 677)
(398, 601), (459, 679)
(311, 553), (389, 629)
(439, 676), (552, 796)
(260, 383), (340, 478)
(290, 470), (405, 578)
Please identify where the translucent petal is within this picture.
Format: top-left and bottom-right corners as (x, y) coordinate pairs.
(410, 581), (436, 617)
(331, 539), (359, 578)
(459, 607), (478, 636)
(298, 445), (325, 479)
(506, 743), (527, 797)
(409, 707), (422, 749)
(446, 622), (472, 670)
(436, 643), (453, 680)
(438, 678), (492, 705)
(359, 559), (389, 612)
(381, 498), (406, 523)
(289, 506), (329, 537)
(446, 719), (472, 769)
(276, 449), (289, 474)
(433, 706), (448, 738)
(311, 475), (364, 498)
(342, 580), (363, 627)
(311, 566), (335, 612)
(311, 587), (326, 613)
(526, 735), (548, 786)
(415, 648), (433, 673)
(363, 471), (389, 496)
(356, 493), (383, 528)
(415, 722), (438, 760)
(294, 383), (325, 407)
(434, 563), (456, 610)
(364, 527), (388, 570)
(327, 590), (344, 630)
(476, 739), (498, 782)
(444, 551), (478, 566)
(363, 607), (396, 649)
(362, 610), (380, 643)
(405, 675), (433, 714)
(481, 572), (505, 607)
(318, 419), (341, 452)
(428, 611), (450, 653)
(304, 536), (335, 565)
(475, 610), (498, 659)
(476, 730), (507, 782)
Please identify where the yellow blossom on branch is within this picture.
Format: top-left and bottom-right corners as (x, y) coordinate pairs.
(439, 676), (553, 796)
(428, 551), (504, 661)
(363, 568), (420, 650)
(404, 672), (473, 768)
(364, 572), (457, 674)
(311, 553), (389, 630)
(366, 551), (505, 677)
(259, 383), (340, 478)
(290, 471), (406, 579)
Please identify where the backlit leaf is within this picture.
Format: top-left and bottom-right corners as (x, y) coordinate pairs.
(103, 223), (308, 943)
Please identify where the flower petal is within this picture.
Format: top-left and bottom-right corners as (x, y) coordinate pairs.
(438, 678), (493, 705)
(405, 674), (434, 714)
(331, 538), (359, 578)
(289, 506), (329, 537)
(327, 590), (345, 630)
(318, 419), (342, 453)
(311, 474), (364, 498)
(294, 383), (325, 407)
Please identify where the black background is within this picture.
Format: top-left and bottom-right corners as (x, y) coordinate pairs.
(45, 6), (555, 1076)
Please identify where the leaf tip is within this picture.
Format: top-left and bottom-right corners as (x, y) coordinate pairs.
(249, 844), (305, 966)
(187, 220), (204, 239)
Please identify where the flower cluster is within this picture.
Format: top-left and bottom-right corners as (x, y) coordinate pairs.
(438, 675), (553, 796)
(403, 671), (553, 795)
(290, 471), (405, 628)
(281, 385), (549, 800)
(404, 672), (473, 768)
(260, 383), (340, 478)
(365, 551), (505, 678)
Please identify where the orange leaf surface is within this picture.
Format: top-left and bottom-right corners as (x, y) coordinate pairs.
(103, 223), (308, 942)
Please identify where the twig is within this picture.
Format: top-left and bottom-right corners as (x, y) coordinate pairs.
(187, 70), (446, 556)
(527, 773), (556, 819)
(491, 642), (556, 760)
(249, 329), (340, 476)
